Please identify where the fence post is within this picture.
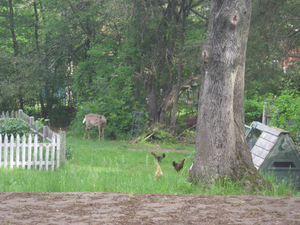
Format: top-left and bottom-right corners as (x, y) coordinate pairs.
(29, 116), (35, 130)
(43, 126), (48, 142)
(262, 102), (268, 125)
(59, 131), (66, 167)
(18, 109), (23, 118)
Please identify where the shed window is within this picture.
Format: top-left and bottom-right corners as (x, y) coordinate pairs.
(272, 162), (296, 168)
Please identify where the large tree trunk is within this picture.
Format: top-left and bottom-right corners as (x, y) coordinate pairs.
(188, 0), (260, 184)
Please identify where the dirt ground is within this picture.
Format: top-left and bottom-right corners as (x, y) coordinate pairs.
(0, 192), (299, 225)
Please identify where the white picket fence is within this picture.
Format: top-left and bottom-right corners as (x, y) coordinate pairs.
(0, 110), (66, 170)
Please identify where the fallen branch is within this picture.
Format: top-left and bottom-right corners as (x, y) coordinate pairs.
(131, 124), (163, 144)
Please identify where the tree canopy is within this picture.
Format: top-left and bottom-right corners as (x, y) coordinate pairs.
(0, 0), (299, 139)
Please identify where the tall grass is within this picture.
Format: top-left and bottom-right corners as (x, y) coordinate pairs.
(0, 136), (299, 196)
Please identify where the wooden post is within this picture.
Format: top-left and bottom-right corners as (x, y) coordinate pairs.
(29, 116), (34, 130)
(43, 126), (48, 142)
(59, 131), (66, 167)
(18, 109), (23, 118)
(262, 102), (268, 125)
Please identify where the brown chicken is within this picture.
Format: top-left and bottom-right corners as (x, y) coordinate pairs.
(151, 152), (166, 162)
(172, 159), (185, 172)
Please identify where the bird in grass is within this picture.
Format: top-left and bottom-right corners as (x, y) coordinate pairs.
(172, 159), (185, 172)
(154, 163), (163, 179)
(151, 152), (166, 163)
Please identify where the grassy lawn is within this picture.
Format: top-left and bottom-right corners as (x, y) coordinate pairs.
(0, 135), (299, 196)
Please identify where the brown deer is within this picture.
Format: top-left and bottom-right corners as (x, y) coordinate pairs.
(83, 113), (107, 140)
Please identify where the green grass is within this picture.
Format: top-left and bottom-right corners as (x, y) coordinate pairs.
(0, 135), (299, 196)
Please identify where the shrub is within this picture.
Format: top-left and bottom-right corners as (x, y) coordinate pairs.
(0, 117), (30, 138)
(244, 96), (264, 125)
(266, 93), (300, 145)
(48, 106), (76, 127)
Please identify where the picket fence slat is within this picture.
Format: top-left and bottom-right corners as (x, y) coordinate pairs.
(10, 135), (14, 169)
(28, 134), (32, 170)
(4, 135), (8, 168)
(22, 136), (26, 169)
(16, 135), (20, 168)
(0, 133), (60, 171)
(51, 142), (56, 171)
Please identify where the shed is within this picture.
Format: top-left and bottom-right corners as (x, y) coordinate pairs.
(245, 121), (300, 188)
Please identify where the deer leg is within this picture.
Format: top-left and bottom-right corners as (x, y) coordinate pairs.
(102, 127), (105, 140)
(88, 129), (91, 140)
(84, 127), (87, 139)
(98, 125), (101, 140)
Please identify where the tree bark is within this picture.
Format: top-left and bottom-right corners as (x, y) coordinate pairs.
(33, 1), (40, 52)
(8, 0), (18, 57)
(147, 75), (158, 124)
(188, 0), (260, 184)
(159, 75), (200, 123)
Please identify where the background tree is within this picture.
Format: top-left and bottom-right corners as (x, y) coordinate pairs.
(188, 0), (261, 186)
(246, 0), (300, 96)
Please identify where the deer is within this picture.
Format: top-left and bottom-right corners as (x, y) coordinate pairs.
(83, 113), (107, 140)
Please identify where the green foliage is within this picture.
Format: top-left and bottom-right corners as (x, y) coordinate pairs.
(266, 93), (300, 144)
(152, 128), (173, 141)
(181, 129), (196, 144)
(33, 118), (49, 130)
(72, 37), (148, 139)
(66, 145), (73, 160)
(244, 95), (264, 125)
(0, 118), (30, 138)
(48, 106), (76, 127)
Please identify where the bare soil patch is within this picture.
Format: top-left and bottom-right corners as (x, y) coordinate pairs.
(0, 192), (299, 224)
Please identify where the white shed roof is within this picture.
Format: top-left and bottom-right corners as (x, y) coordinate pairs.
(250, 126), (288, 169)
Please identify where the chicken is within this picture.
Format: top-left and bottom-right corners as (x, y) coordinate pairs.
(172, 159), (185, 172)
(154, 163), (163, 179)
(151, 152), (166, 162)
